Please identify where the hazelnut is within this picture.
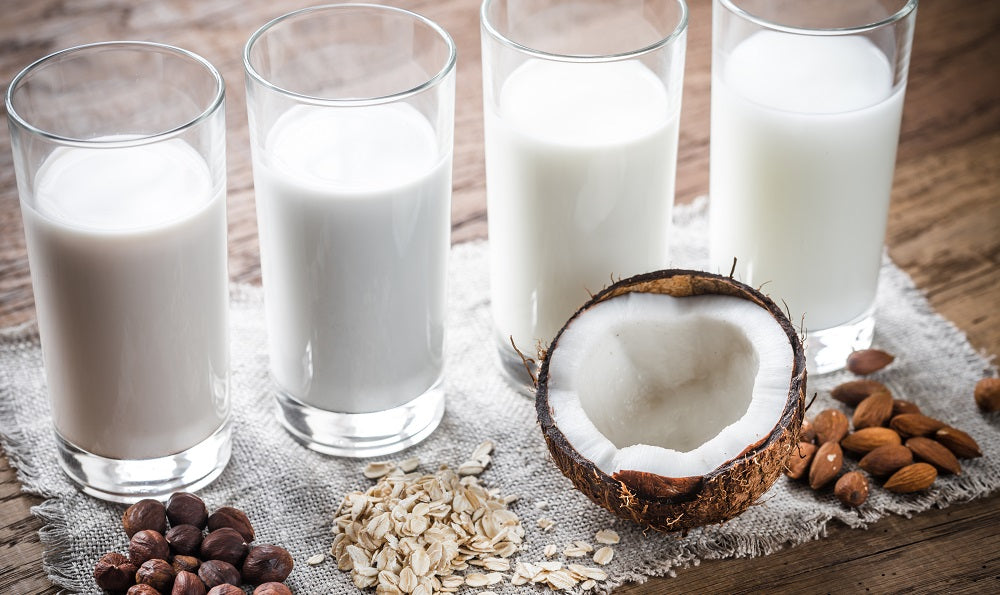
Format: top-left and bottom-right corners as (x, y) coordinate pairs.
(171, 570), (207, 595)
(254, 583), (292, 595)
(167, 492), (209, 529)
(166, 524), (204, 556)
(122, 499), (168, 538)
(200, 527), (248, 566)
(242, 544), (293, 585)
(130, 530), (170, 566)
(206, 585), (244, 595)
(207, 506), (255, 542)
(198, 559), (241, 589)
(172, 555), (202, 575)
(136, 558), (175, 592)
(128, 585), (162, 595)
(93, 551), (137, 591)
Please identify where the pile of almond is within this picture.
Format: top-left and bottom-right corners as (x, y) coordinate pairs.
(786, 349), (987, 508)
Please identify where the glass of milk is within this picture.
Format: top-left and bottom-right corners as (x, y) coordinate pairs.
(244, 5), (455, 457)
(710, 0), (918, 374)
(481, 0), (688, 391)
(6, 42), (231, 502)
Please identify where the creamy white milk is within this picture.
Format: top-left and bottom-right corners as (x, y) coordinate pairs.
(21, 139), (229, 460)
(485, 59), (680, 355)
(253, 103), (450, 414)
(710, 32), (905, 331)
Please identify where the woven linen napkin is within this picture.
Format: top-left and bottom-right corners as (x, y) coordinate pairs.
(1, 198), (997, 593)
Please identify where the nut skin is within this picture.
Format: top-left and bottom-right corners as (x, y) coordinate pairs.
(94, 551), (138, 592)
(172, 555), (202, 575)
(128, 585), (162, 595)
(889, 413), (946, 438)
(130, 530), (171, 566)
(906, 437), (961, 475)
(207, 585), (244, 595)
(934, 427), (982, 458)
(852, 391), (893, 430)
(834, 471), (869, 507)
(831, 379), (890, 407)
(975, 378), (1000, 412)
(166, 524), (205, 557)
(198, 559), (242, 589)
(813, 409), (849, 444)
(858, 444), (913, 476)
(242, 544), (294, 584)
(254, 583), (293, 595)
(136, 558), (175, 593)
(785, 442), (816, 480)
(167, 493), (209, 530)
(892, 399), (921, 416)
(171, 570), (207, 595)
(200, 527), (249, 567)
(808, 441), (843, 490)
(884, 462), (937, 493)
(846, 348), (895, 375)
(207, 506), (255, 542)
(840, 427), (902, 455)
(122, 499), (168, 538)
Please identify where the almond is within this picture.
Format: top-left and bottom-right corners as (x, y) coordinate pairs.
(974, 377), (1000, 412)
(831, 379), (890, 407)
(852, 391), (893, 430)
(834, 471), (869, 507)
(883, 462), (937, 493)
(840, 427), (902, 455)
(785, 442), (817, 480)
(889, 413), (946, 438)
(809, 441), (843, 490)
(905, 437), (961, 475)
(846, 349), (895, 375)
(813, 409), (849, 444)
(934, 427), (982, 458)
(858, 444), (913, 476)
(892, 399), (921, 416)
(799, 418), (816, 444)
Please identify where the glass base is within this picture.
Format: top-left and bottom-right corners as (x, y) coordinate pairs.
(495, 339), (540, 397)
(56, 420), (232, 504)
(274, 381), (445, 458)
(805, 309), (876, 375)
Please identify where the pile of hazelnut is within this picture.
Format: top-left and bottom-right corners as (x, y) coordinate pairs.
(93, 492), (293, 594)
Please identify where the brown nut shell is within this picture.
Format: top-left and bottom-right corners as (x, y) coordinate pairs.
(974, 378), (1000, 412)
(207, 585), (244, 595)
(128, 585), (162, 595)
(242, 544), (294, 584)
(172, 570), (207, 595)
(94, 551), (138, 592)
(834, 471), (869, 507)
(166, 524), (204, 557)
(172, 555), (201, 575)
(934, 427), (982, 458)
(809, 441), (843, 490)
(122, 499), (168, 538)
(813, 409), (849, 445)
(135, 558), (175, 592)
(831, 379), (890, 407)
(200, 527), (248, 567)
(207, 507), (255, 542)
(889, 413), (946, 438)
(254, 583), (293, 595)
(129, 530), (170, 566)
(858, 444), (913, 476)
(884, 462), (937, 493)
(852, 391), (893, 430)
(840, 427), (902, 455)
(167, 492), (210, 529)
(906, 436), (961, 475)
(846, 349), (895, 375)
(198, 559), (241, 589)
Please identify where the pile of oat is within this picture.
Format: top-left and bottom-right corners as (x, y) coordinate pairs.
(329, 440), (617, 593)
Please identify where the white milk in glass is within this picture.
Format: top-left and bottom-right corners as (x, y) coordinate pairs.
(486, 59), (679, 355)
(21, 139), (229, 460)
(253, 103), (450, 414)
(710, 32), (905, 331)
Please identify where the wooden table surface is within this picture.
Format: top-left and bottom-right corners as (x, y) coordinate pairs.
(1, 0), (998, 592)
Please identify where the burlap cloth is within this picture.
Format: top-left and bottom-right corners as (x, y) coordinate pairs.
(1, 198), (997, 594)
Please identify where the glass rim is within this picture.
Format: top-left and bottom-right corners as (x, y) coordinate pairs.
(243, 3), (457, 107)
(480, 0), (689, 63)
(5, 41), (225, 149)
(718, 0), (918, 36)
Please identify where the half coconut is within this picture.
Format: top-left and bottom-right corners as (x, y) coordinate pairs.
(536, 269), (806, 532)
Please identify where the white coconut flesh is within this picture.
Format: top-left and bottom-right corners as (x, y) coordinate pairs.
(546, 291), (794, 480)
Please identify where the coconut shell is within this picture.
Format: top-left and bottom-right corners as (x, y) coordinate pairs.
(536, 269), (807, 532)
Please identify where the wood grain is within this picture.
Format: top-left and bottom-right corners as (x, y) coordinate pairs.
(1, 0), (998, 592)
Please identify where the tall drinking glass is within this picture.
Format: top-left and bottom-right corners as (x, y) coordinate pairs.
(6, 42), (231, 502)
(244, 5), (455, 456)
(481, 0), (688, 391)
(710, 0), (918, 373)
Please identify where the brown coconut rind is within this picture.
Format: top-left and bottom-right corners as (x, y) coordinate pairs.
(536, 269), (807, 533)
